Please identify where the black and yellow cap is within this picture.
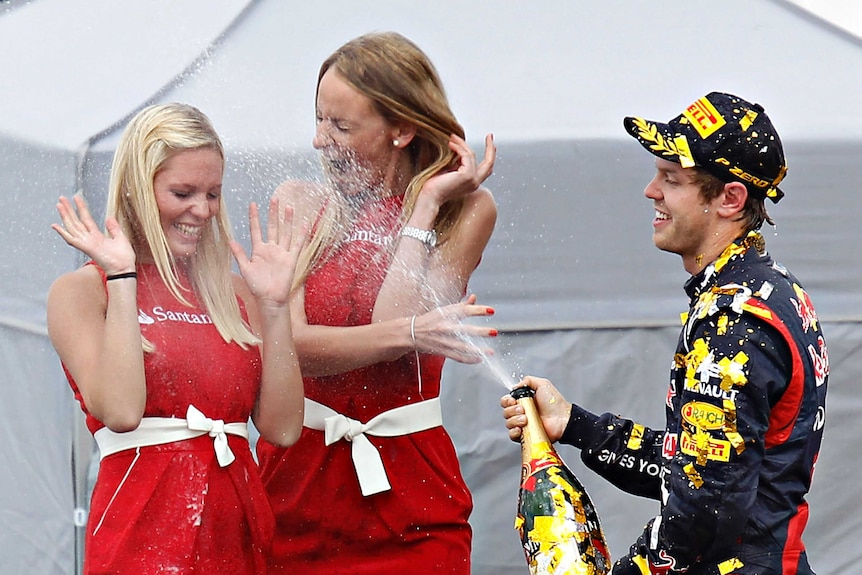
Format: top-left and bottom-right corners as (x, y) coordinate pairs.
(624, 92), (787, 203)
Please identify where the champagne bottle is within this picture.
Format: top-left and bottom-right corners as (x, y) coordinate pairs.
(511, 386), (611, 575)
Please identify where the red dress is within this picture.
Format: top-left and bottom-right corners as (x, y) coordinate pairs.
(65, 264), (273, 575)
(256, 193), (473, 574)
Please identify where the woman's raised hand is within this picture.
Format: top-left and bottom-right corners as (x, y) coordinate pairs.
(52, 195), (136, 275)
(231, 197), (306, 307)
(418, 134), (496, 206)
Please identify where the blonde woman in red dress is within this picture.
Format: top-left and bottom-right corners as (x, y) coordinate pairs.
(256, 32), (497, 574)
(47, 103), (305, 574)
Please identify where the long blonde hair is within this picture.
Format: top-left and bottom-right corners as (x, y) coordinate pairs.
(294, 31), (467, 287)
(106, 103), (258, 351)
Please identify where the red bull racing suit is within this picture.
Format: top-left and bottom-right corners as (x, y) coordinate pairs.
(561, 232), (828, 575)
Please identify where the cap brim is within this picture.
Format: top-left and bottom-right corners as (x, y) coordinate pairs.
(623, 116), (695, 168)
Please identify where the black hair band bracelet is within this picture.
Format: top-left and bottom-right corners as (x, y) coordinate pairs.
(106, 271), (137, 281)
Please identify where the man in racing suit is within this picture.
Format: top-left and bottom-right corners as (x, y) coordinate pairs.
(501, 92), (828, 575)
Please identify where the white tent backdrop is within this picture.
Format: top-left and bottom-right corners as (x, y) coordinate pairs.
(2, 1), (861, 574)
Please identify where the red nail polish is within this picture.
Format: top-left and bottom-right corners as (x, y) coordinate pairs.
(486, 307), (495, 315)
(489, 329), (498, 337)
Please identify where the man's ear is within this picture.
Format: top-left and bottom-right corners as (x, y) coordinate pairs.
(717, 181), (748, 217)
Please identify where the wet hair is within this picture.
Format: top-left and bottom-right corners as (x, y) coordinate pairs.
(106, 102), (258, 350)
(296, 31), (467, 285)
(690, 167), (773, 231)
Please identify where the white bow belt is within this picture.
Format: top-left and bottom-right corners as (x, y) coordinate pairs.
(93, 405), (248, 467)
(303, 397), (443, 496)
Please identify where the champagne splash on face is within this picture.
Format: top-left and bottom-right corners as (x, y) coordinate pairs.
(320, 146), (385, 202)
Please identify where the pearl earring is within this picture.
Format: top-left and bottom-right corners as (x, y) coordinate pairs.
(393, 139), (400, 147)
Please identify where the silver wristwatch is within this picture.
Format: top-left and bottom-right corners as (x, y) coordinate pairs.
(400, 225), (437, 250)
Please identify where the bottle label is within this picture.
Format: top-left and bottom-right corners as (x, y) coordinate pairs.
(516, 465), (612, 574)
(521, 445), (564, 487)
(513, 391), (612, 574)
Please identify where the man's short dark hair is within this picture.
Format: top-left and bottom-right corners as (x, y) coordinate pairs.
(691, 168), (773, 231)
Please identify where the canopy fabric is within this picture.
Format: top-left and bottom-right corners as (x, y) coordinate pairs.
(0, 1), (859, 573)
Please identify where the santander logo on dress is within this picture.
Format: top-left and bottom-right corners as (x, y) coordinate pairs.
(138, 306), (213, 325)
(343, 227), (395, 247)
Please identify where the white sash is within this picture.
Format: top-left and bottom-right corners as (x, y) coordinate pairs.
(303, 397), (443, 496)
(94, 405), (248, 467)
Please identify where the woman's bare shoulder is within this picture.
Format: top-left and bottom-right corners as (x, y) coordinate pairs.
(272, 179), (327, 205)
(272, 179), (329, 225)
(47, 264), (107, 334)
(48, 264), (104, 300)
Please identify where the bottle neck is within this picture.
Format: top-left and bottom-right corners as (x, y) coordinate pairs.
(516, 394), (555, 458)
